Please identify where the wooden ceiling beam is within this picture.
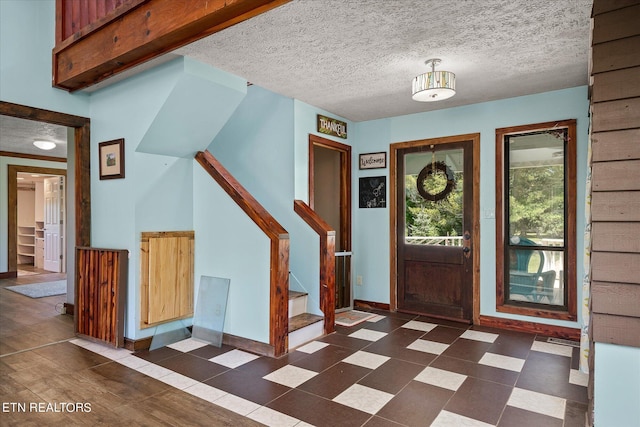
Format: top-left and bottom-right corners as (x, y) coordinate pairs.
(52, 0), (290, 91)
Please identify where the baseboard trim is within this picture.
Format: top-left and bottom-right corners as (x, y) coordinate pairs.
(354, 300), (390, 311)
(0, 271), (17, 279)
(123, 332), (277, 357)
(478, 315), (580, 340)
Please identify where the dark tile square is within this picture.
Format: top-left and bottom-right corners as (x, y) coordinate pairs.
(498, 406), (563, 427)
(415, 315), (469, 329)
(298, 361), (371, 399)
(376, 380), (452, 427)
(442, 338), (492, 363)
(292, 344), (356, 372)
(445, 377), (512, 425)
(363, 416), (406, 427)
(236, 350), (306, 377)
(364, 328), (437, 365)
(488, 331), (535, 359)
(134, 346), (183, 363)
(358, 316), (413, 333)
(267, 388), (371, 427)
(564, 400), (589, 427)
(155, 353), (228, 381)
(318, 332), (372, 351)
(424, 325), (465, 344)
(204, 368), (290, 405)
(430, 355), (519, 386)
(358, 358), (425, 394)
(187, 343), (236, 360)
(517, 351), (587, 403)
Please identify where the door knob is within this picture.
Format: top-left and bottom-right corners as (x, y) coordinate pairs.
(463, 247), (470, 253)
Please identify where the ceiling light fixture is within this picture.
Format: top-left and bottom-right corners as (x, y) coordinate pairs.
(33, 140), (56, 150)
(412, 58), (456, 102)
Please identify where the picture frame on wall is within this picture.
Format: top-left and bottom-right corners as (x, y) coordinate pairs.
(99, 138), (125, 180)
(359, 176), (386, 208)
(359, 152), (386, 170)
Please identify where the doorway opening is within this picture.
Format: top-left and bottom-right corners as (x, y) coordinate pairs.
(390, 133), (480, 323)
(309, 134), (352, 311)
(16, 169), (67, 277)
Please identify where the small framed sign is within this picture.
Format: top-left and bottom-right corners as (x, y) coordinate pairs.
(359, 152), (387, 170)
(99, 138), (125, 180)
(317, 114), (347, 139)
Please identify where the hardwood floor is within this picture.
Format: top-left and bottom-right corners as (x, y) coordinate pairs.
(0, 268), (261, 426)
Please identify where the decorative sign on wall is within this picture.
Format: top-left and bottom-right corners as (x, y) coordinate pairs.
(317, 114), (347, 139)
(359, 176), (386, 208)
(359, 152), (387, 169)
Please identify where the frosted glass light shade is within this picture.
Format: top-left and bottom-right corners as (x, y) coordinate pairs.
(33, 140), (56, 150)
(412, 70), (456, 102)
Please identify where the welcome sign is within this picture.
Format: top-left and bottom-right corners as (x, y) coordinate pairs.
(317, 114), (347, 139)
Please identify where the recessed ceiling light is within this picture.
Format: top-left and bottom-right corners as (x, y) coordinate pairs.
(33, 140), (56, 150)
(17, 177), (24, 180)
(31, 174), (40, 177)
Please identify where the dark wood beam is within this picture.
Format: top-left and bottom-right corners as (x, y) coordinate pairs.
(53, 0), (290, 91)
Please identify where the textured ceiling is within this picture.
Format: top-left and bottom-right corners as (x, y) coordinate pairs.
(0, 115), (68, 158)
(176, 0), (593, 122)
(1, 0), (592, 156)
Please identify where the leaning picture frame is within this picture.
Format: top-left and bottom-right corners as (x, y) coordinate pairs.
(99, 138), (125, 180)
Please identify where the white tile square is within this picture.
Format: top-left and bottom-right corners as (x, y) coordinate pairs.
(460, 330), (498, 343)
(117, 355), (150, 370)
(167, 338), (209, 353)
(431, 410), (495, 427)
(407, 339), (449, 355)
(296, 341), (329, 354)
(263, 365), (318, 388)
(136, 363), (174, 379)
(209, 349), (260, 368)
(531, 341), (573, 357)
(247, 406), (300, 427)
(158, 372), (199, 390)
(99, 347), (133, 360)
(342, 351), (390, 369)
(183, 382), (227, 403)
(214, 393), (261, 416)
(332, 384), (394, 415)
(348, 328), (387, 342)
(414, 367), (467, 391)
(401, 320), (438, 332)
(367, 315), (386, 323)
(479, 353), (525, 372)
(569, 368), (589, 387)
(507, 387), (566, 419)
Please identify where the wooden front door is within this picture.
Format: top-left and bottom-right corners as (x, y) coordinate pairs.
(395, 135), (477, 322)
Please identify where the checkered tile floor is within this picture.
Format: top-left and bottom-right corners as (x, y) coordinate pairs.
(71, 310), (588, 426)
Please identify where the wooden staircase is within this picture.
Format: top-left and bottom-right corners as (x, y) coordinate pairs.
(288, 290), (324, 350)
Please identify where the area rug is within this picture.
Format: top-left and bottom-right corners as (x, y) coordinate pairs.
(335, 310), (377, 327)
(5, 281), (66, 298)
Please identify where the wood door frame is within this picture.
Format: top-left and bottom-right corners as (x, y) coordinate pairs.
(308, 134), (352, 254)
(390, 133), (481, 324)
(1, 101), (91, 277)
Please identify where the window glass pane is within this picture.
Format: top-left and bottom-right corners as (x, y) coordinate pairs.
(404, 149), (463, 246)
(508, 131), (565, 244)
(507, 247), (565, 306)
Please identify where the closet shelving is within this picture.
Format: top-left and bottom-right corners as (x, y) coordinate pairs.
(17, 224), (36, 264)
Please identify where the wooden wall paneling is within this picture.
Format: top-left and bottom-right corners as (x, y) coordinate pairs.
(591, 222), (640, 252)
(591, 191), (640, 221)
(593, 0), (640, 15)
(140, 231), (194, 327)
(591, 159), (640, 191)
(591, 36), (640, 74)
(591, 98), (640, 132)
(592, 314), (640, 347)
(76, 247), (127, 347)
(591, 252), (640, 284)
(591, 67), (640, 103)
(592, 282), (640, 317)
(592, 129), (640, 161)
(592, 3), (640, 44)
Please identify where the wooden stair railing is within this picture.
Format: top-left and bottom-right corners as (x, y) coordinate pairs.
(195, 150), (289, 357)
(293, 200), (336, 335)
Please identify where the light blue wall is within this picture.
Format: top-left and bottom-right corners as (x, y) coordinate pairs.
(594, 343), (640, 426)
(352, 86), (589, 329)
(0, 0), (89, 116)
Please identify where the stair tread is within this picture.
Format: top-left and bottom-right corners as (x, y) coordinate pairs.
(289, 290), (308, 300)
(289, 313), (323, 332)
